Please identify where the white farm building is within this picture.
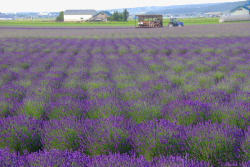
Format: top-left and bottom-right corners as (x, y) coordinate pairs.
(230, 2), (250, 16)
(64, 10), (97, 22)
(220, 2), (250, 22)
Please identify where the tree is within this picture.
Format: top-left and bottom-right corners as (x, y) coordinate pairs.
(113, 11), (119, 21)
(56, 11), (64, 22)
(108, 9), (129, 21)
(122, 9), (129, 21)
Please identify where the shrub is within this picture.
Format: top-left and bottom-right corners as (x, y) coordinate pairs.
(131, 119), (187, 161)
(162, 100), (211, 126)
(0, 115), (42, 155)
(184, 121), (245, 166)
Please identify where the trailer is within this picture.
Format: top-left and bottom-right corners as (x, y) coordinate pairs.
(135, 15), (163, 28)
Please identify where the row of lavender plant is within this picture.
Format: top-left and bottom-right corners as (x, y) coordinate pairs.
(0, 115), (249, 166)
(0, 37), (249, 166)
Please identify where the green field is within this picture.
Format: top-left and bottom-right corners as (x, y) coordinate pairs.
(1, 17), (250, 27)
(0, 18), (227, 27)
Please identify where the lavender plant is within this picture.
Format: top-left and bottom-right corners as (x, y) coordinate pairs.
(0, 115), (42, 155)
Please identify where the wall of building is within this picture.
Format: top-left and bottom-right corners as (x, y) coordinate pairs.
(220, 15), (250, 22)
(231, 7), (249, 16)
(64, 15), (93, 22)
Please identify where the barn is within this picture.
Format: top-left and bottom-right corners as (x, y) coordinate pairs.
(230, 2), (250, 16)
(64, 10), (97, 22)
(87, 11), (112, 22)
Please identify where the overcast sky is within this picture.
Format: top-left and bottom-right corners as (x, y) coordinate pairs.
(0, 0), (247, 12)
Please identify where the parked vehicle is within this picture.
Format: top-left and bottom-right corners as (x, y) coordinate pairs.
(168, 18), (184, 27)
(135, 15), (163, 28)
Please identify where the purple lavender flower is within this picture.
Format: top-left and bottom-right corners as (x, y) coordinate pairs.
(0, 115), (42, 155)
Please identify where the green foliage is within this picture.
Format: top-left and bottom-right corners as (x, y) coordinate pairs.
(0, 123), (42, 155)
(199, 76), (214, 88)
(213, 72), (225, 81)
(145, 49), (158, 55)
(215, 81), (236, 94)
(192, 49), (201, 53)
(118, 49), (129, 55)
(89, 128), (131, 156)
(19, 63), (30, 70)
(161, 49), (172, 55)
(2, 73), (16, 83)
(116, 81), (135, 89)
(108, 9), (129, 21)
(195, 65), (211, 73)
(122, 88), (141, 101)
(45, 127), (81, 152)
(87, 81), (106, 90)
(138, 74), (151, 83)
(18, 79), (32, 88)
(178, 49), (187, 54)
(122, 9), (129, 21)
(201, 48), (215, 53)
(114, 74), (133, 82)
(182, 83), (198, 92)
(232, 72), (246, 79)
(218, 66), (230, 72)
(237, 65), (250, 71)
(56, 11), (64, 22)
(172, 65), (186, 73)
(22, 100), (45, 119)
(242, 135), (250, 160)
(130, 103), (162, 123)
(169, 76), (184, 86)
(3, 88), (24, 102)
(135, 127), (182, 161)
(48, 103), (85, 120)
(149, 64), (164, 72)
(185, 124), (244, 166)
(87, 103), (123, 119)
(142, 56), (153, 61)
(0, 101), (13, 118)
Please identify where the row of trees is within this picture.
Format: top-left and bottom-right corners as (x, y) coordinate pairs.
(108, 9), (129, 21)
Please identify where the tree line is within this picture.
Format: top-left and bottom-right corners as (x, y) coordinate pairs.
(107, 9), (129, 21)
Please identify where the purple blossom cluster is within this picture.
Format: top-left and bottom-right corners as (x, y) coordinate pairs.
(0, 36), (249, 166)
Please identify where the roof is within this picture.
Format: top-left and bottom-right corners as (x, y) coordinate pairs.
(135, 15), (163, 18)
(243, 1), (250, 7)
(231, 4), (250, 13)
(100, 11), (112, 16)
(64, 10), (97, 15)
(93, 11), (112, 17)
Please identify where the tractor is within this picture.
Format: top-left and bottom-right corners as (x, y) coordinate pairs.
(168, 18), (184, 27)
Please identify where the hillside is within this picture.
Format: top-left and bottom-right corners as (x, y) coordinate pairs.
(107, 1), (248, 15)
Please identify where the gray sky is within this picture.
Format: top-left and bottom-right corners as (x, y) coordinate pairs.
(0, 0), (247, 12)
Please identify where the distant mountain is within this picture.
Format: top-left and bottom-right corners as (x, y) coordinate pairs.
(107, 1), (248, 15)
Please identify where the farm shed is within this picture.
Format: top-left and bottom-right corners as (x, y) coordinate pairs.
(87, 11), (112, 22)
(230, 2), (250, 16)
(64, 10), (97, 22)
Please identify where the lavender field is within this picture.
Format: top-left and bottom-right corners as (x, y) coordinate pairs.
(0, 36), (249, 166)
